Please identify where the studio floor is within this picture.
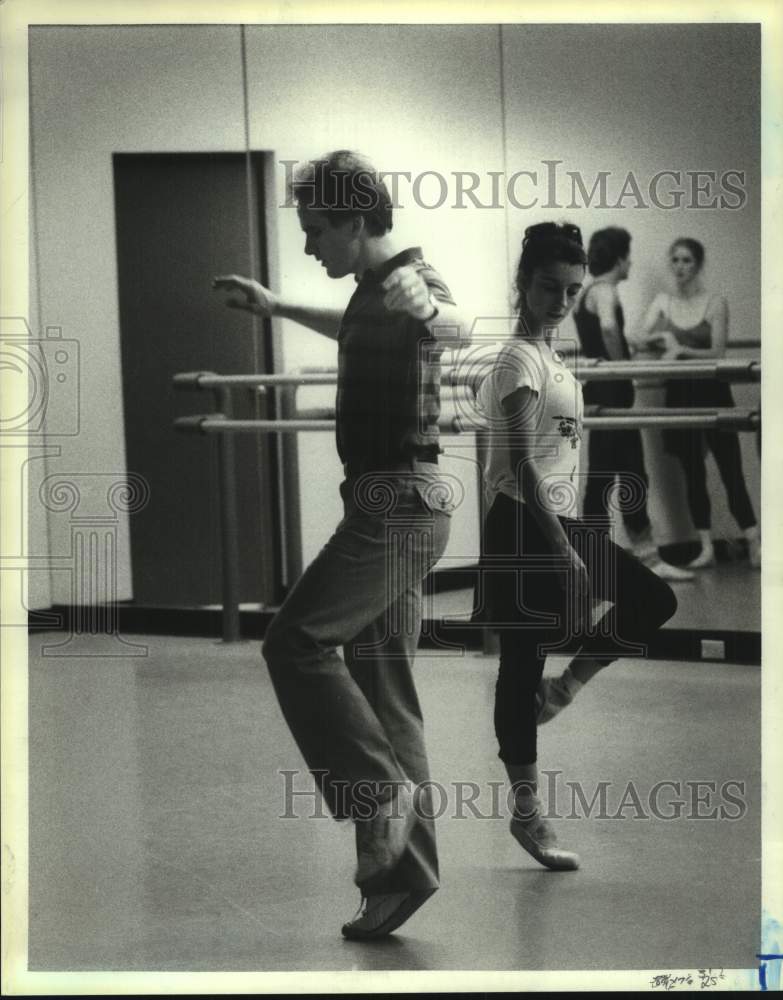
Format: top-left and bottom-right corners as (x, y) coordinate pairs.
(27, 630), (760, 976)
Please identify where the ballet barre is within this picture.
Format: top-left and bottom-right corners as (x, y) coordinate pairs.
(173, 357), (760, 392)
(175, 408), (760, 435)
(173, 358), (761, 642)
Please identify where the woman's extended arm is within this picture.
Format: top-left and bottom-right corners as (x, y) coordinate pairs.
(502, 385), (591, 628)
(630, 292), (668, 352)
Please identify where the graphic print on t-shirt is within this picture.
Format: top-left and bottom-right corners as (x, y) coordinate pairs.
(553, 414), (581, 449)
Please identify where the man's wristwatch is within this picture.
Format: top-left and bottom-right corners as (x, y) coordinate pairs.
(423, 295), (440, 323)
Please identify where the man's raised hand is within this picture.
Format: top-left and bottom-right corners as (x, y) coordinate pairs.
(381, 265), (438, 322)
(212, 275), (279, 318)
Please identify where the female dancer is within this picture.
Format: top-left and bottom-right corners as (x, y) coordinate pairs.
(476, 223), (677, 870)
(640, 238), (759, 568)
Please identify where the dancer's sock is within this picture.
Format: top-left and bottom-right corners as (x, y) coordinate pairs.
(688, 530), (715, 568)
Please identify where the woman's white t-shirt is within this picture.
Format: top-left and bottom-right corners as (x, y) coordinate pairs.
(476, 337), (584, 518)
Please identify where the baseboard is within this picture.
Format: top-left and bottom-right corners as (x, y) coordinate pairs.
(30, 603), (760, 665)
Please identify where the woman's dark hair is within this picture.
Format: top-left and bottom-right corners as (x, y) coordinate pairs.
(587, 227), (631, 276)
(669, 237), (705, 271)
(291, 149), (393, 236)
(514, 222), (587, 310)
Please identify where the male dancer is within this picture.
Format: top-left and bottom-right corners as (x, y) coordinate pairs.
(214, 150), (466, 939)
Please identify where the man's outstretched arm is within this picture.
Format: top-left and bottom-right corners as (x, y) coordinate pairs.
(212, 274), (343, 340)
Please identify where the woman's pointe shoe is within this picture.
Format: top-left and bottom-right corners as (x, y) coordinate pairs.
(535, 674), (582, 724)
(510, 811), (580, 871)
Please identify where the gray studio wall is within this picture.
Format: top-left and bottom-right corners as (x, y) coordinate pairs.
(29, 26), (247, 608)
(242, 24), (507, 571)
(28, 23), (760, 609)
(501, 23), (760, 548)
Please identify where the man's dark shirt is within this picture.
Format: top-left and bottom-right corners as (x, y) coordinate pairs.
(336, 247), (456, 472)
(574, 289), (633, 408)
